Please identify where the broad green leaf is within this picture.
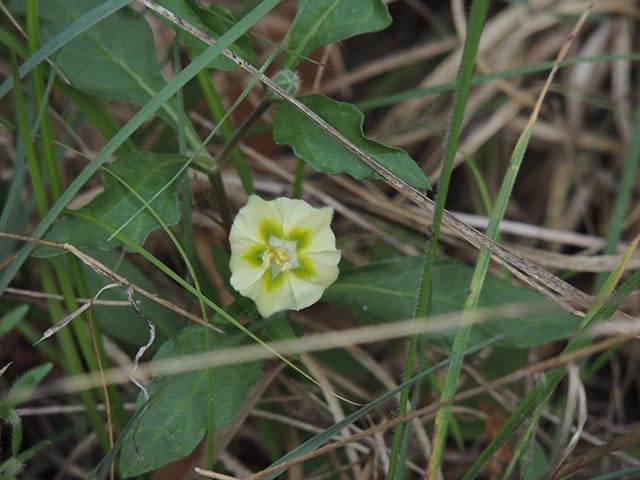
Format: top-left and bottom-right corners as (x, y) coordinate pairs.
(0, 305), (29, 338)
(322, 256), (581, 348)
(80, 250), (186, 347)
(156, 0), (258, 70)
(56, 82), (135, 150)
(119, 325), (262, 477)
(521, 440), (549, 480)
(9, 0), (166, 105)
(273, 94), (430, 189)
(283, 0), (391, 68)
(39, 152), (187, 256)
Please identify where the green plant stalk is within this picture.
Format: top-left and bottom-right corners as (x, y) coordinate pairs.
(0, 0), (283, 296)
(0, 24), (29, 56)
(387, 1), (490, 478)
(594, 101), (640, 290)
(26, 0), (62, 199)
(430, 3), (597, 465)
(38, 262), (110, 450)
(463, 150), (494, 216)
(188, 59), (216, 473)
(463, 263), (640, 479)
(173, 40), (196, 294)
(13, 56), (97, 432)
(211, 98), (271, 173)
(22, 7), (114, 449)
(197, 70), (254, 194)
(208, 170), (233, 236)
(0, 0), (134, 100)
(429, 124), (534, 477)
(500, 397), (544, 480)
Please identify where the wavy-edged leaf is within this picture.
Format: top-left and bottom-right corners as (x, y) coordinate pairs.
(284, 0), (391, 68)
(274, 94), (430, 189)
(119, 326), (262, 477)
(323, 256), (581, 348)
(39, 152), (186, 256)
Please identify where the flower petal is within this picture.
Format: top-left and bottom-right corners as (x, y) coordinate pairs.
(230, 195), (282, 245)
(276, 199), (336, 253)
(228, 195), (341, 317)
(287, 275), (331, 311)
(253, 274), (296, 317)
(229, 258), (265, 296)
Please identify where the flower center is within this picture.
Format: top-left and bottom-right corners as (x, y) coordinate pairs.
(262, 236), (299, 276)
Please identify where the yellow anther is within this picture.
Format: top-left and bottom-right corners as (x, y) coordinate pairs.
(262, 246), (291, 272)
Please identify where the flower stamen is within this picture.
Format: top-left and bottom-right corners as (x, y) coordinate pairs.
(229, 195), (340, 317)
(262, 237), (299, 277)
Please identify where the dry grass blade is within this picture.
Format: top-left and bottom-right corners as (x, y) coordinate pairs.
(0, 232), (222, 332)
(243, 333), (637, 480)
(552, 427), (640, 479)
(137, 0), (633, 324)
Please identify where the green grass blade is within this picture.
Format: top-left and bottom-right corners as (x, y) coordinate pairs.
(388, 0), (490, 477)
(431, 6), (594, 475)
(594, 100), (640, 289)
(357, 53), (640, 111)
(0, 0), (282, 296)
(197, 70), (254, 193)
(0, 0), (134, 100)
(260, 336), (502, 480)
(591, 466), (640, 480)
(463, 265), (640, 479)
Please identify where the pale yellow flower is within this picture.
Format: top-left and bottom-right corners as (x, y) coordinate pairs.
(229, 195), (341, 317)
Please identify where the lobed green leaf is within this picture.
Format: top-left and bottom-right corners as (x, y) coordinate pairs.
(38, 152), (187, 256)
(274, 94), (430, 189)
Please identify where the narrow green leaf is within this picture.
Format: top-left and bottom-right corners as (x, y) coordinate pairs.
(0, 0), (133, 100)
(9, 0), (166, 105)
(259, 336), (501, 480)
(0, 305), (29, 338)
(119, 326), (262, 477)
(274, 94), (430, 189)
(38, 152), (186, 256)
(323, 256), (581, 348)
(5, 363), (53, 407)
(591, 466), (640, 480)
(283, 0), (391, 68)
